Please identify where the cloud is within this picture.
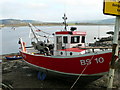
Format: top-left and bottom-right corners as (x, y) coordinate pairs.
(28, 3), (47, 9)
(0, 0), (113, 21)
(24, 1), (48, 10)
(1, 0), (49, 19)
(53, 0), (105, 21)
(53, 0), (103, 7)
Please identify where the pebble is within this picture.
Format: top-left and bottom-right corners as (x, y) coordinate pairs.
(26, 74), (32, 77)
(22, 66), (30, 69)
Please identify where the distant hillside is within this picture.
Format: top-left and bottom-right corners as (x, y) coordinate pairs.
(75, 18), (115, 25)
(94, 18), (115, 24)
(0, 19), (42, 25)
(0, 18), (115, 26)
(22, 20), (41, 23)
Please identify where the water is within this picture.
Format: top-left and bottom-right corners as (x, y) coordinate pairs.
(1, 25), (114, 55)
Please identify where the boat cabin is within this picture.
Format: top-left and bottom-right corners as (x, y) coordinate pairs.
(54, 27), (86, 56)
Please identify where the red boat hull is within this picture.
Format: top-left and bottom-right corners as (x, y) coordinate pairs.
(21, 50), (112, 76)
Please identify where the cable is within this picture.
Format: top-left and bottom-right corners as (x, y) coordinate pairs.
(70, 53), (95, 90)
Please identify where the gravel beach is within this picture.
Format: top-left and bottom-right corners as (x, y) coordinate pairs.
(1, 54), (120, 89)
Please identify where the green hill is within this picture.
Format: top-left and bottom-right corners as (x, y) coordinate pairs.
(0, 19), (41, 25)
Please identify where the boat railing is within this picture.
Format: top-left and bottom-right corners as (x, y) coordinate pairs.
(80, 46), (113, 53)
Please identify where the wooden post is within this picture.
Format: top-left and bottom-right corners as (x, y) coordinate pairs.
(107, 16), (120, 88)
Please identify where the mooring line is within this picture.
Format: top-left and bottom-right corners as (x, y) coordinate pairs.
(70, 53), (96, 90)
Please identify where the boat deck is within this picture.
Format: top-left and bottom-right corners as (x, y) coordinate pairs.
(26, 47), (40, 54)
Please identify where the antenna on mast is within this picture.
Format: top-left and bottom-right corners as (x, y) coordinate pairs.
(62, 13), (68, 31)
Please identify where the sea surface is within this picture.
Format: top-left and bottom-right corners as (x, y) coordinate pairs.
(1, 25), (114, 55)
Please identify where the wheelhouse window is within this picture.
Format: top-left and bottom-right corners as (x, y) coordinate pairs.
(71, 36), (80, 43)
(81, 36), (85, 43)
(63, 36), (68, 43)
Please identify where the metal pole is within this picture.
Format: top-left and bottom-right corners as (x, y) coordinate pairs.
(19, 38), (25, 52)
(62, 13), (67, 31)
(28, 23), (39, 43)
(107, 16), (120, 88)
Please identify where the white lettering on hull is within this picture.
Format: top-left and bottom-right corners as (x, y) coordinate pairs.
(80, 57), (105, 65)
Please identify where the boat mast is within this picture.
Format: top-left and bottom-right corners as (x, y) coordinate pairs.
(28, 23), (39, 43)
(62, 13), (67, 31)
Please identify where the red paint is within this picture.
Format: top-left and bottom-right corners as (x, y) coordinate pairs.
(56, 31), (71, 34)
(55, 31), (86, 35)
(72, 31), (86, 35)
(35, 29), (41, 32)
(21, 51), (112, 75)
(59, 48), (86, 52)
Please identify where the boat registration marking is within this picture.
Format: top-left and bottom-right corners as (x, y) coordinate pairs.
(80, 57), (104, 65)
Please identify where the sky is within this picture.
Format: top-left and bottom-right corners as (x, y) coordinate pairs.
(0, 0), (114, 22)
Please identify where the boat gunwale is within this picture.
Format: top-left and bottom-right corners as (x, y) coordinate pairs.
(20, 49), (112, 58)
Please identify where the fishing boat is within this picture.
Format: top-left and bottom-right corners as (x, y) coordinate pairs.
(5, 55), (22, 60)
(19, 14), (114, 81)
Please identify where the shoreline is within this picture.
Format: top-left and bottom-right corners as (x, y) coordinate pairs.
(0, 23), (114, 27)
(0, 53), (20, 60)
